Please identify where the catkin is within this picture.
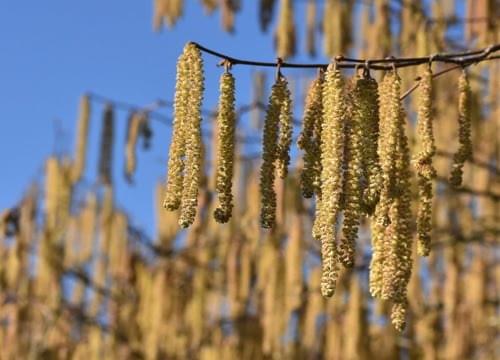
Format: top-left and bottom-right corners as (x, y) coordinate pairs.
(316, 63), (346, 297)
(305, 0), (316, 57)
(125, 112), (147, 183)
(274, 0), (296, 59)
(298, 73), (323, 199)
(153, 0), (184, 30)
(449, 70), (472, 187)
(98, 104), (114, 185)
(71, 94), (91, 183)
(259, 0), (276, 31)
(415, 68), (436, 256)
(179, 44), (205, 228)
(276, 76), (293, 179)
(214, 71), (236, 223)
(164, 48), (189, 211)
(260, 75), (287, 229)
(339, 79), (363, 268)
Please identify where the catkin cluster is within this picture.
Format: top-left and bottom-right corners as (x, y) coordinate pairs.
(163, 43), (205, 228)
(449, 70), (472, 187)
(315, 64), (346, 297)
(260, 75), (291, 229)
(214, 71), (236, 223)
(98, 104), (115, 186)
(298, 73), (323, 199)
(274, 0), (296, 59)
(415, 68), (436, 256)
(369, 71), (413, 331)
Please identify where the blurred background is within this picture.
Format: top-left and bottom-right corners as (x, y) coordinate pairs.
(0, 1), (498, 359)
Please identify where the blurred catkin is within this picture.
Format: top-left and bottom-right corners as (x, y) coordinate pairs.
(260, 75), (287, 229)
(125, 111), (147, 183)
(298, 73), (323, 199)
(98, 104), (115, 185)
(449, 70), (472, 187)
(179, 44), (204, 228)
(305, 0), (316, 57)
(316, 63), (346, 297)
(214, 71), (236, 223)
(274, 0), (296, 59)
(71, 94), (91, 183)
(415, 68), (436, 256)
(259, 0), (276, 32)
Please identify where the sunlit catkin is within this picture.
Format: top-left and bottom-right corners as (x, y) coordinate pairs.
(339, 78), (363, 268)
(98, 103), (114, 185)
(164, 48), (189, 211)
(179, 43), (204, 228)
(298, 73), (323, 198)
(260, 75), (287, 228)
(449, 70), (472, 187)
(415, 68), (436, 256)
(274, 0), (296, 59)
(276, 76), (293, 179)
(71, 94), (91, 183)
(316, 63), (346, 297)
(214, 71), (236, 223)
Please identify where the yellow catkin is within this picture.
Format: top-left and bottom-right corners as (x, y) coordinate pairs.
(298, 73), (323, 199)
(339, 78), (363, 268)
(274, 0), (296, 59)
(153, 0), (184, 30)
(316, 63), (346, 297)
(305, 0), (316, 57)
(259, 0), (276, 31)
(285, 213), (303, 313)
(260, 75), (287, 229)
(276, 76), (293, 179)
(164, 47), (189, 210)
(125, 111), (147, 183)
(357, 75), (382, 214)
(449, 70), (472, 187)
(301, 267), (324, 353)
(98, 103), (114, 185)
(415, 68), (436, 256)
(344, 276), (369, 360)
(155, 182), (178, 250)
(178, 44), (204, 228)
(71, 94), (91, 183)
(214, 71), (236, 223)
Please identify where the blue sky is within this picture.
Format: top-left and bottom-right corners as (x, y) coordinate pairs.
(0, 1), (326, 235)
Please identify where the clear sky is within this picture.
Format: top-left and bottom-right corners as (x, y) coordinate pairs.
(0, 1), (324, 235)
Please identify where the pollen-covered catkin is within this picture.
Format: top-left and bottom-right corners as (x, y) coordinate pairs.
(179, 44), (205, 228)
(298, 74), (323, 198)
(316, 63), (346, 297)
(71, 94), (91, 183)
(415, 68), (436, 256)
(214, 71), (236, 223)
(339, 78), (363, 268)
(274, 0), (296, 59)
(449, 70), (472, 187)
(164, 46), (189, 211)
(358, 76), (382, 214)
(98, 103), (114, 186)
(260, 76), (287, 228)
(276, 77), (293, 179)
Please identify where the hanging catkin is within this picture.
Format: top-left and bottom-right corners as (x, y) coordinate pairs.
(71, 94), (91, 183)
(260, 75), (287, 229)
(259, 0), (276, 32)
(305, 0), (316, 57)
(298, 73), (323, 198)
(178, 44), (204, 228)
(220, 0), (240, 33)
(164, 47), (189, 211)
(316, 63), (346, 297)
(415, 68), (436, 256)
(214, 70), (236, 223)
(274, 0), (296, 59)
(276, 76), (293, 179)
(125, 111), (147, 183)
(153, 0), (184, 30)
(449, 70), (472, 187)
(98, 103), (114, 186)
(339, 79), (363, 268)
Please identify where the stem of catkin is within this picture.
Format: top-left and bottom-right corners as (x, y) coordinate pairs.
(214, 71), (236, 223)
(415, 67), (436, 256)
(449, 69), (472, 187)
